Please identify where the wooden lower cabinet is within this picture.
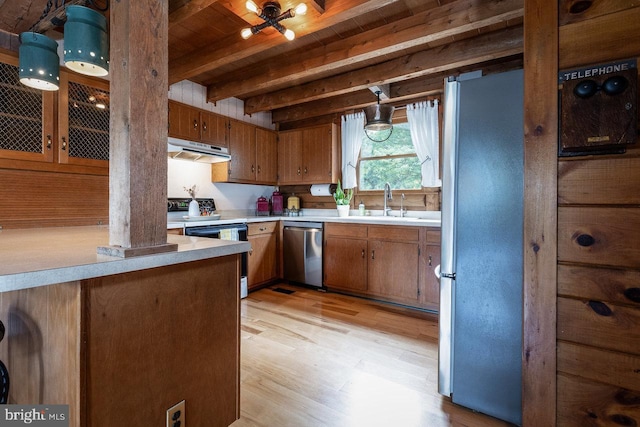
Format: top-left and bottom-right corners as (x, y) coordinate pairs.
(324, 235), (367, 291)
(247, 221), (278, 290)
(421, 229), (441, 310)
(324, 223), (439, 310)
(0, 257), (241, 427)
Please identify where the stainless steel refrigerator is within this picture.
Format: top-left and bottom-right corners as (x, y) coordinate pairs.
(438, 69), (523, 425)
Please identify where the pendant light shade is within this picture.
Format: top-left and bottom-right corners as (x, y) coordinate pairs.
(363, 103), (395, 131)
(364, 91), (394, 131)
(63, 5), (109, 77)
(19, 32), (60, 91)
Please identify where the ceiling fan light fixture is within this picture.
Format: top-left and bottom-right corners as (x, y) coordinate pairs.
(18, 31), (60, 91)
(63, 5), (109, 77)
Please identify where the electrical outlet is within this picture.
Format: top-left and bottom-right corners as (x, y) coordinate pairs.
(166, 400), (185, 427)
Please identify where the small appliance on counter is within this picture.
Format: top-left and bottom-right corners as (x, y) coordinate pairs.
(271, 190), (284, 215)
(256, 196), (270, 216)
(286, 194), (300, 216)
(287, 194), (299, 210)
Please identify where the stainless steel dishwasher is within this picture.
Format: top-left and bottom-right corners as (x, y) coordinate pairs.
(283, 221), (323, 288)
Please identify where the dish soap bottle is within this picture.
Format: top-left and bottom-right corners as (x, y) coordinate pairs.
(359, 200), (365, 216)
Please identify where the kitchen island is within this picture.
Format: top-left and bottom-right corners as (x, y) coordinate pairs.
(0, 226), (249, 427)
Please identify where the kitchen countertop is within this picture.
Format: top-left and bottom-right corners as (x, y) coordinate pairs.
(0, 225), (250, 293)
(169, 209), (441, 228)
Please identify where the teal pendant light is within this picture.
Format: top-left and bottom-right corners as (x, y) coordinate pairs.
(63, 5), (109, 77)
(19, 32), (60, 91)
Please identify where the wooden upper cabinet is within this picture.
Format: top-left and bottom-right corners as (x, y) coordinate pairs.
(303, 124), (336, 183)
(278, 130), (303, 183)
(213, 121), (277, 185)
(58, 71), (110, 168)
(227, 119), (256, 182)
(256, 128), (278, 184)
(168, 100), (229, 148)
(200, 111), (228, 148)
(168, 100), (201, 142)
(278, 123), (338, 185)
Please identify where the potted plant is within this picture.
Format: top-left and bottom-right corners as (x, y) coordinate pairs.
(333, 179), (353, 217)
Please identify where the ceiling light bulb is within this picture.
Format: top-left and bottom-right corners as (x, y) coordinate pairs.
(284, 29), (295, 41)
(241, 28), (254, 39)
(246, 0), (259, 14)
(294, 3), (307, 15)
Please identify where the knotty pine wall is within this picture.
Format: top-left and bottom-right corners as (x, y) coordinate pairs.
(555, 2), (640, 425)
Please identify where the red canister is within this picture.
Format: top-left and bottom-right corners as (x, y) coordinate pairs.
(256, 196), (270, 216)
(271, 191), (283, 215)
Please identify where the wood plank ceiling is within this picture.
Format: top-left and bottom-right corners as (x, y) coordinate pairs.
(0, 0), (524, 130)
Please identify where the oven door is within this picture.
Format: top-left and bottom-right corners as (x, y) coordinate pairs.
(185, 224), (248, 297)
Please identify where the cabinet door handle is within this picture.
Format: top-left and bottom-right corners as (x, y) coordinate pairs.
(251, 165), (255, 173)
(371, 250), (375, 260)
(260, 227), (266, 231)
(249, 248), (253, 255)
(304, 167), (308, 174)
(257, 165), (261, 174)
(297, 167), (301, 176)
(61, 137), (67, 151)
(193, 119), (198, 129)
(361, 249), (365, 258)
(428, 255), (432, 266)
(46, 134), (52, 150)
(202, 121), (207, 131)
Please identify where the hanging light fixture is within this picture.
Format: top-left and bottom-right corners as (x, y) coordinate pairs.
(363, 91), (395, 142)
(241, 1), (307, 41)
(63, 5), (109, 77)
(18, 32), (60, 91)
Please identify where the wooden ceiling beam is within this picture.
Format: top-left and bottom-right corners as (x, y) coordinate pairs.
(0, 0), (48, 34)
(232, 0), (523, 112)
(169, 0), (220, 28)
(273, 54), (524, 125)
(271, 81), (443, 124)
(270, 26), (523, 122)
(168, 0), (403, 85)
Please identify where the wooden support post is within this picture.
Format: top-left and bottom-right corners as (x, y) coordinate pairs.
(522, 0), (558, 425)
(98, 0), (177, 258)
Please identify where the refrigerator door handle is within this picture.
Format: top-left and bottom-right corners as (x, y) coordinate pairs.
(441, 272), (456, 279)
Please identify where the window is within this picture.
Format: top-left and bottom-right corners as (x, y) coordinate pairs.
(358, 122), (421, 190)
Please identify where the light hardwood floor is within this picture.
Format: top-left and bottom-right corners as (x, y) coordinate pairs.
(230, 284), (514, 427)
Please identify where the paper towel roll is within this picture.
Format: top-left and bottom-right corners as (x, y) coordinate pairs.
(310, 184), (332, 196)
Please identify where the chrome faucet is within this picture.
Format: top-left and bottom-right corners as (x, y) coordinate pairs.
(383, 182), (392, 216)
(400, 193), (406, 217)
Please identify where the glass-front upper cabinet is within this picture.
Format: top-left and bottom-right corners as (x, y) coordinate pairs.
(58, 71), (110, 168)
(0, 52), (109, 170)
(0, 53), (55, 163)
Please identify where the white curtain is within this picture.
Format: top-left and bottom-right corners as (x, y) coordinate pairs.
(340, 112), (365, 188)
(407, 100), (441, 187)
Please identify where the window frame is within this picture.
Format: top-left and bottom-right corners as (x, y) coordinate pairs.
(356, 119), (423, 193)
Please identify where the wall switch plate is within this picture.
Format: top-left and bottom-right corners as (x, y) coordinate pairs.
(167, 400), (185, 427)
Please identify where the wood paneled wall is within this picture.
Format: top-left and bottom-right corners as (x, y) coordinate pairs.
(555, 1), (640, 426)
(278, 184), (441, 212)
(0, 169), (108, 229)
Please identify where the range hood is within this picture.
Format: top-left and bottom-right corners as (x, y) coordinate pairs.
(168, 137), (231, 163)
